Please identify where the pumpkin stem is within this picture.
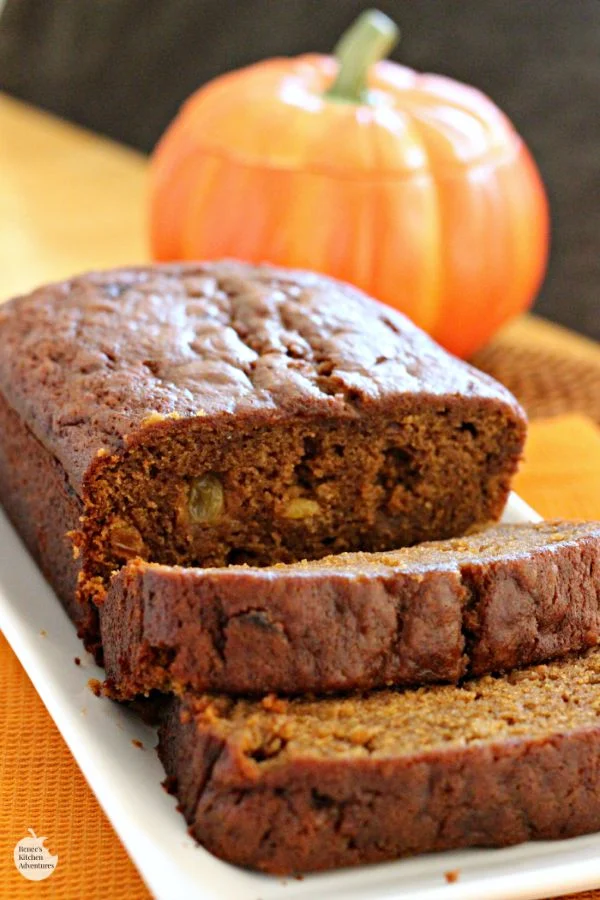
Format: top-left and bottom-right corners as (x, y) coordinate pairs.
(325, 9), (400, 104)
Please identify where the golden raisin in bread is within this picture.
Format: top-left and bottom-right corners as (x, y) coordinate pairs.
(0, 261), (525, 655)
(101, 521), (600, 698)
(159, 648), (600, 874)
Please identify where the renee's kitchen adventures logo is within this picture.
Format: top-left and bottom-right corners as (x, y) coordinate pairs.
(13, 828), (58, 881)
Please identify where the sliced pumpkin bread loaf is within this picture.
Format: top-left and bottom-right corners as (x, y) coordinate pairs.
(0, 261), (525, 657)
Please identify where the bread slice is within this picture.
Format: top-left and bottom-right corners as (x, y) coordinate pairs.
(101, 521), (600, 698)
(159, 648), (600, 874)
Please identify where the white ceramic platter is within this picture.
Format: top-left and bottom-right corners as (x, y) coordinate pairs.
(4, 494), (600, 900)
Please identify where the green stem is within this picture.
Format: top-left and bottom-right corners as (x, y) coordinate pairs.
(325, 9), (400, 104)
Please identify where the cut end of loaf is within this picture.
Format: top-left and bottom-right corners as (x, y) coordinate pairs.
(81, 397), (525, 625)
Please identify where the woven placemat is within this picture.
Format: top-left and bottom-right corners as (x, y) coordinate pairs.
(473, 315), (600, 422)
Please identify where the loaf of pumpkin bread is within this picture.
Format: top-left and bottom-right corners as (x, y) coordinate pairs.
(0, 261), (525, 656)
(159, 648), (600, 874)
(101, 520), (600, 698)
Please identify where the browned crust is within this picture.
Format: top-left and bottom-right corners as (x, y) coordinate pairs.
(101, 523), (600, 697)
(0, 262), (525, 491)
(158, 697), (600, 875)
(0, 389), (98, 649)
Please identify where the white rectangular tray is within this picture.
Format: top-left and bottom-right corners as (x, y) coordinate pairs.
(3, 494), (600, 900)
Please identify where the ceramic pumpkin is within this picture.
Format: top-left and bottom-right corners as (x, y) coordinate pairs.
(150, 10), (549, 358)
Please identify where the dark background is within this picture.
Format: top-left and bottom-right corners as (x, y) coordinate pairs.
(0, 0), (598, 339)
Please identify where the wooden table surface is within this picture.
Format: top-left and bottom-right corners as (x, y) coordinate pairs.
(1, 90), (600, 900)
(0, 92), (147, 300)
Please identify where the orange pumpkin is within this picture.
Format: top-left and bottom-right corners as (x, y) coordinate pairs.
(150, 10), (549, 358)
